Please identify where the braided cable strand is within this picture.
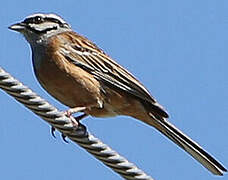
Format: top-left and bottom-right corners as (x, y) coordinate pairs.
(0, 67), (154, 180)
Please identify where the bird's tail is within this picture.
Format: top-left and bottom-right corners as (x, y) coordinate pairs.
(145, 113), (227, 175)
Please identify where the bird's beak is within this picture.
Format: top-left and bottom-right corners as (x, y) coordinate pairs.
(8, 22), (26, 32)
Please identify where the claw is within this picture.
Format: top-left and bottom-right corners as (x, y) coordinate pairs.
(74, 114), (88, 136)
(75, 113), (88, 122)
(75, 122), (88, 137)
(61, 133), (69, 143)
(51, 126), (56, 138)
(69, 113), (88, 131)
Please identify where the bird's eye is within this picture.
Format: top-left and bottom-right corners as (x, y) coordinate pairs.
(23, 16), (43, 24)
(34, 16), (43, 23)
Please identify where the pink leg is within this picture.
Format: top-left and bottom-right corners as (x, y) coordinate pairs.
(64, 107), (87, 117)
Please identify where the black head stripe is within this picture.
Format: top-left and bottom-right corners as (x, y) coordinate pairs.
(23, 16), (44, 24)
(23, 16), (66, 27)
(44, 17), (69, 28)
(44, 17), (62, 25)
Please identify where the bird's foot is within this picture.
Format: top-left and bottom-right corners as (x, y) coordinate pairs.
(75, 121), (88, 137)
(70, 113), (88, 137)
(63, 107), (87, 129)
(50, 113), (88, 142)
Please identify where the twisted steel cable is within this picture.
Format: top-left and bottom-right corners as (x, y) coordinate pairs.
(0, 67), (154, 180)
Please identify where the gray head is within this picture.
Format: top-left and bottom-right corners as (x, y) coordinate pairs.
(9, 13), (72, 44)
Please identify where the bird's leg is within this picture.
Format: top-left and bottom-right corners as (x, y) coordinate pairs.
(63, 106), (86, 129)
(60, 111), (89, 142)
(64, 107), (87, 117)
(74, 113), (88, 137)
(51, 108), (88, 141)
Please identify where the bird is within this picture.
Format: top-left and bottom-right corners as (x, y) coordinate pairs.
(9, 13), (226, 176)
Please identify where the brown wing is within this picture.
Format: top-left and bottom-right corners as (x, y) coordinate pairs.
(59, 31), (169, 118)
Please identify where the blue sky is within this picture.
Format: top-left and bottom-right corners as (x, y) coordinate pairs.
(1, 1), (228, 180)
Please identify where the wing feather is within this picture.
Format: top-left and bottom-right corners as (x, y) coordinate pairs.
(59, 32), (169, 118)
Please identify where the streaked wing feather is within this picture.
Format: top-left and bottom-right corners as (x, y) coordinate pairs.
(62, 44), (155, 102)
(59, 32), (168, 118)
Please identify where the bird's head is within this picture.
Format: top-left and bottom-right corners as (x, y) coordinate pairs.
(9, 13), (71, 43)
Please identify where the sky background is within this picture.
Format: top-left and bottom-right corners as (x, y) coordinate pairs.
(1, 1), (228, 180)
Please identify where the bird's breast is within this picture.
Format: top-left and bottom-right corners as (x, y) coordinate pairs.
(32, 47), (103, 108)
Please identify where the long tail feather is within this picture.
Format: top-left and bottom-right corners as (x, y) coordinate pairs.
(148, 113), (227, 175)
